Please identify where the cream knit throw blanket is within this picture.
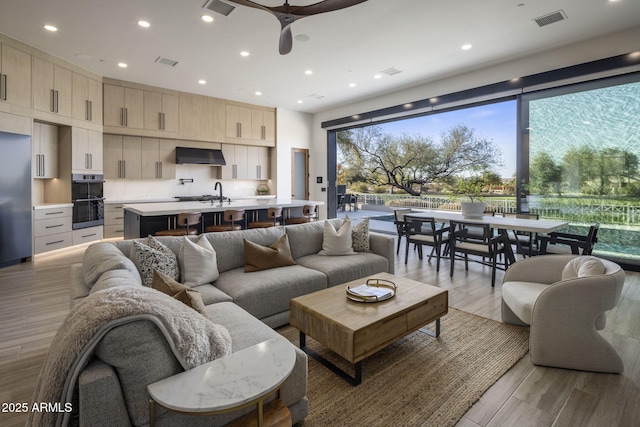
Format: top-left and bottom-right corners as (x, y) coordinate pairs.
(26, 286), (232, 427)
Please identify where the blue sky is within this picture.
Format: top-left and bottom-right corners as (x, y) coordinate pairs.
(375, 99), (517, 178)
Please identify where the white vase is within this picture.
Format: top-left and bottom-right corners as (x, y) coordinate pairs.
(461, 202), (486, 219)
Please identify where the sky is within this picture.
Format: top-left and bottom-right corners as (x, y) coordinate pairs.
(373, 99), (517, 179)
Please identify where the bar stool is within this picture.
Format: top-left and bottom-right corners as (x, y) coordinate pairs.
(206, 209), (245, 232)
(286, 204), (317, 225)
(155, 212), (201, 236)
(248, 207), (283, 228)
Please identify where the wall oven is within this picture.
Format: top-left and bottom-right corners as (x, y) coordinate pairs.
(71, 174), (104, 230)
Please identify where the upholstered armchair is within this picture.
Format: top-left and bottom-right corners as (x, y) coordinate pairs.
(501, 254), (625, 373)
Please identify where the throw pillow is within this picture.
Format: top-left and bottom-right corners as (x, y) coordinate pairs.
(131, 237), (180, 287)
(179, 236), (219, 287)
(561, 256), (606, 280)
(318, 218), (356, 256)
(151, 269), (206, 314)
(352, 217), (370, 252)
(244, 234), (296, 272)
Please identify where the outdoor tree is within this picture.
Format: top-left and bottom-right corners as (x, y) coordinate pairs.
(337, 124), (502, 196)
(530, 152), (562, 195)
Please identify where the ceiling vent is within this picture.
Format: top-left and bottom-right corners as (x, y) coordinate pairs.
(381, 67), (402, 76)
(155, 56), (178, 67)
(307, 93), (325, 99)
(533, 10), (567, 27)
(203, 0), (235, 16)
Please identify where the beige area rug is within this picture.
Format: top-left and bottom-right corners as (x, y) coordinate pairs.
(278, 308), (529, 427)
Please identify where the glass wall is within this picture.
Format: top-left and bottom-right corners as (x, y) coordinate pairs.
(520, 74), (640, 264)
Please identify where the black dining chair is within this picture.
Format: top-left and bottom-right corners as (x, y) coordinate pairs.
(449, 220), (514, 287)
(393, 208), (413, 254)
(538, 223), (599, 255)
(404, 215), (450, 272)
(501, 212), (540, 257)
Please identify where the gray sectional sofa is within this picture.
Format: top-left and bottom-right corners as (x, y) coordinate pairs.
(69, 219), (395, 427)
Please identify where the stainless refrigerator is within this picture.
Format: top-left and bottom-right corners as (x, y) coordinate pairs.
(0, 131), (32, 267)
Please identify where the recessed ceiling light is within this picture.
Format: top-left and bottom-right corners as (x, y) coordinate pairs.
(255, 91), (262, 96)
(349, 83), (356, 88)
(297, 100), (303, 104)
(374, 74), (382, 79)
(240, 51), (250, 57)
(43, 24), (58, 32)
(137, 20), (150, 28)
(117, 62), (128, 68)
(201, 15), (214, 23)
(295, 34), (310, 42)
(198, 79), (206, 85)
(461, 44), (473, 50)
(305, 70), (313, 75)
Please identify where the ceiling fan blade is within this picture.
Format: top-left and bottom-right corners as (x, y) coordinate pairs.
(287, 0), (368, 16)
(279, 25), (293, 55)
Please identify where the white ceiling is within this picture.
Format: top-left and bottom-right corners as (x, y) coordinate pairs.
(0, 0), (639, 114)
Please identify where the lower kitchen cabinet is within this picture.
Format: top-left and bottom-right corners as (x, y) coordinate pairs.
(33, 205), (73, 254)
(72, 225), (103, 245)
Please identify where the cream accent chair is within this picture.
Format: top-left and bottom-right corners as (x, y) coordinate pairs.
(501, 254), (625, 373)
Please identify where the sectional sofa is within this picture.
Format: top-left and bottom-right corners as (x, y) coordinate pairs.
(65, 218), (394, 427)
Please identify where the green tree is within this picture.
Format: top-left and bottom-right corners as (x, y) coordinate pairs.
(562, 146), (597, 194)
(530, 152), (562, 195)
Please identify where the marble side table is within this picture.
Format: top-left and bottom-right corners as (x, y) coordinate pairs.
(147, 337), (296, 427)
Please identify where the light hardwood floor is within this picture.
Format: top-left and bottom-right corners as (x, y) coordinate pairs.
(0, 239), (638, 427)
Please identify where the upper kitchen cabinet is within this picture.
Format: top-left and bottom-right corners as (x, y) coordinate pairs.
(225, 104), (252, 140)
(71, 127), (103, 174)
(225, 103), (275, 145)
(72, 73), (103, 124)
(103, 84), (144, 129)
(251, 109), (275, 143)
(32, 56), (72, 117)
(246, 146), (270, 180)
(0, 43), (31, 108)
(140, 137), (176, 180)
(178, 94), (225, 141)
(103, 134), (142, 179)
(32, 122), (58, 179)
(144, 91), (179, 133)
(220, 144), (248, 180)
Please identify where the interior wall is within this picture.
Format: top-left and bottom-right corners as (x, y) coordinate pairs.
(275, 108), (313, 202)
(309, 26), (640, 218)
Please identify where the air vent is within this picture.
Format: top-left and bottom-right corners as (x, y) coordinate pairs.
(203, 0), (235, 16)
(533, 10), (567, 27)
(155, 56), (178, 67)
(307, 93), (325, 99)
(381, 67), (402, 76)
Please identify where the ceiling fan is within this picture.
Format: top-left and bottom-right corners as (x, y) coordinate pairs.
(226, 0), (369, 55)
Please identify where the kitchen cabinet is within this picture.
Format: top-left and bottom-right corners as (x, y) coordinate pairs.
(104, 203), (125, 238)
(32, 56), (72, 117)
(103, 84), (144, 128)
(103, 134), (142, 179)
(71, 127), (103, 174)
(225, 105), (252, 139)
(72, 225), (103, 245)
(140, 137), (176, 179)
(220, 144), (248, 180)
(0, 43), (32, 108)
(251, 109), (275, 142)
(226, 103), (275, 144)
(246, 146), (270, 180)
(72, 73), (103, 124)
(144, 91), (179, 133)
(33, 205), (73, 254)
(32, 122), (58, 179)
(178, 94), (225, 141)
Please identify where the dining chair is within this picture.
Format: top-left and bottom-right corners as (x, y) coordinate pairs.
(393, 208), (413, 254)
(538, 223), (599, 255)
(404, 215), (450, 272)
(449, 220), (514, 287)
(156, 212), (201, 236)
(502, 212), (539, 257)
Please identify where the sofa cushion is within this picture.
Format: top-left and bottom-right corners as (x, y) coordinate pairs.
(179, 235), (219, 287)
(501, 281), (550, 325)
(191, 284), (234, 305)
(244, 234), (296, 272)
(151, 270), (206, 314)
(318, 219), (356, 256)
(295, 252), (389, 287)
(90, 269), (142, 294)
(83, 242), (142, 288)
(205, 227), (285, 273)
(214, 265), (327, 320)
(131, 238), (180, 287)
(561, 256), (606, 280)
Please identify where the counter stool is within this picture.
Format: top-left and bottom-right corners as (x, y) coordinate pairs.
(206, 209), (245, 232)
(286, 204), (317, 225)
(155, 212), (201, 236)
(248, 207), (283, 228)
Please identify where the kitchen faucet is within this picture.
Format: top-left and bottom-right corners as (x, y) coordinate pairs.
(214, 181), (224, 205)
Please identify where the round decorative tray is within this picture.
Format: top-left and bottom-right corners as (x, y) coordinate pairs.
(346, 278), (397, 303)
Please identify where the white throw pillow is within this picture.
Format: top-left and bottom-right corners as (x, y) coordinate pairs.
(318, 219), (356, 256)
(561, 256), (606, 280)
(179, 236), (219, 287)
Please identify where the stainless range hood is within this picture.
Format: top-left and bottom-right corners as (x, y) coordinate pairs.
(175, 146), (226, 165)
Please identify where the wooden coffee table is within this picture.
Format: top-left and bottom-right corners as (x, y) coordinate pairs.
(289, 272), (448, 385)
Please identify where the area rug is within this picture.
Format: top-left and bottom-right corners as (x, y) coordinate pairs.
(278, 307), (529, 427)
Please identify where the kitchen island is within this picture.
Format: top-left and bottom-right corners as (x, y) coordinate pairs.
(123, 199), (324, 238)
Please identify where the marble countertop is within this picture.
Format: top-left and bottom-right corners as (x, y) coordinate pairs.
(123, 198), (323, 216)
(147, 338), (295, 413)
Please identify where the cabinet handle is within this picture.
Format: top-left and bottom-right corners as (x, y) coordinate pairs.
(159, 162), (163, 178)
(123, 160), (126, 178)
(85, 153), (89, 169)
(35, 154), (40, 176)
(41, 154), (45, 176)
(236, 122), (241, 138)
(55, 90), (59, 113)
(232, 164), (237, 179)
(45, 211), (64, 215)
(89, 100), (93, 121)
(262, 125), (266, 140)
(85, 100), (90, 121)
(45, 224), (63, 229)
(46, 240), (64, 246)
(257, 165), (261, 179)
(89, 153), (93, 170)
(120, 107), (125, 126)
(124, 108), (128, 127)
(50, 89), (55, 112)
(81, 233), (97, 238)
(0, 74), (6, 100)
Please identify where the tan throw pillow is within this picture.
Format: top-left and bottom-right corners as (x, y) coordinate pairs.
(561, 256), (606, 280)
(151, 269), (206, 314)
(179, 236), (219, 287)
(318, 218), (356, 256)
(352, 217), (370, 252)
(244, 234), (296, 272)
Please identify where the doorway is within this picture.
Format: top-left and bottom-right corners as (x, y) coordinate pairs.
(291, 148), (309, 199)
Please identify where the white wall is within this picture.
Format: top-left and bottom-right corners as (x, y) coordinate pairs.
(275, 108), (314, 200)
(308, 27), (640, 217)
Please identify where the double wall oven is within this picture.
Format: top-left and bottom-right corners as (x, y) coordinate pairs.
(71, 174), (104, 229)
